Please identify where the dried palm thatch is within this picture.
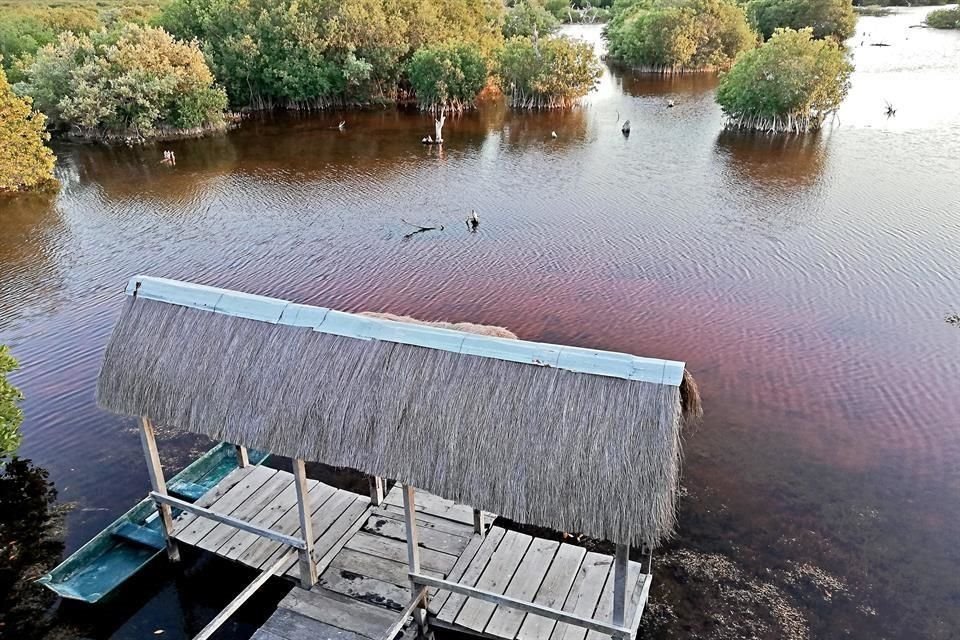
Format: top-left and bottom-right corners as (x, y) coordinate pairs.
(97, 278), (700, 548)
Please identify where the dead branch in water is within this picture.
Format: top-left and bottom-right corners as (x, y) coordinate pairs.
(401, 218), (444, 239)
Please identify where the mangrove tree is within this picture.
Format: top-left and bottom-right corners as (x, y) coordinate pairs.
(715, 27), (853, 133)
(925, 6), (960, 28)
(498, 35), (603, 108)
(0, 346), (23, 454)
(747, 0), (856, 41)
(17, 24), (229, 142)
(0, 66), (55, 193)
(606, 0), (756, 73)
(407, 44), (488, 112)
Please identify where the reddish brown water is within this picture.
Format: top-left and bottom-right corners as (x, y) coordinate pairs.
(1, 13), (959, 639)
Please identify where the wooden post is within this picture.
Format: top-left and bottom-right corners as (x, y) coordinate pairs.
(368, 475), (384, 506)
(292, 459), (317, 588)
(612, 543), (629, 627)
(473, 508), (486, 535)
(235, 445), (249, 468)
(402, 484), (429, 634)
(139, 417), (180, 562)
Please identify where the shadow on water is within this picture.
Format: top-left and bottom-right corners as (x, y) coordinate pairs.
(714, 130), (829, 191)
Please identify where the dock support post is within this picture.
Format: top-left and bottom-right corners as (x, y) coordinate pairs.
(612, 543), (629, 627)
(292, 459), (317, 588)
(235, 445), (249, 468)
(368, 475), (385, 506)
(473, 508), (486, 535)
(402, 484), (429, 637)
(139, 417), (180, 563)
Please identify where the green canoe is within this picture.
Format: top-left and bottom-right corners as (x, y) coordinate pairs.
(37, 442), (268, 603)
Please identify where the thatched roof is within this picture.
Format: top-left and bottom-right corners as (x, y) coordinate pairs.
(97, 276), (700, 548)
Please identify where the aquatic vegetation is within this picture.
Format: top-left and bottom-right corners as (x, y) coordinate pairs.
(159, 0), (506, 110)
(925, 6), (960, 28)
(854, 5), (892, 15)
(0, 347), (23, 452)
(715, 28), (853, 133)
(606, 0), (757, 73)
(17, 24), (229, 141)
(504, 0), (561, 38)
(498, 35), (603, 108)
(0, 70), (55, 194)
(747, 0), (857, 41)
(407, 44), (489, 113)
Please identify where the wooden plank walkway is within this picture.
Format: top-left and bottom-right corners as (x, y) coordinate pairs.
(171, 465), (651, 640)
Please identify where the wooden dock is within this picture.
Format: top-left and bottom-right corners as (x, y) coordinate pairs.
(169, 462), (651, 640)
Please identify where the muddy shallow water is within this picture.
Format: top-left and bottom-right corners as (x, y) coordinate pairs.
(1, 12), (959, 639)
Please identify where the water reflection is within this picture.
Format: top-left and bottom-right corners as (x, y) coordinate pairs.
(714, 130), (828, 190)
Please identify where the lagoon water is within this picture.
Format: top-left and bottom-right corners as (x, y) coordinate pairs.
(1, 10), (959, 639)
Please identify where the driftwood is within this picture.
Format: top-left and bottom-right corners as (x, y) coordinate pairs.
(401, 219), (444, 239)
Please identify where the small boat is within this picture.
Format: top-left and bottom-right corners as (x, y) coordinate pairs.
(37, 442), (268, 603)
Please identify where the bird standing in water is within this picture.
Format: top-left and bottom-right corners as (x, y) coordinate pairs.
(621, 120), (631, 135)
(466, 210), (479, 231)
(551, 131), (558, 139)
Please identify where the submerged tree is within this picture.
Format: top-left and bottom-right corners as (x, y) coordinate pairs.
(17, 24), (228, 141)
(407, 44), (488, 112)
(498, 35), (603, 108)
(747, 0), (856, 41)
(0, 346), (23, 454)
(716, 28), (852, 133)
(606, 0), (756, 72)
(0, 65), (55, 193)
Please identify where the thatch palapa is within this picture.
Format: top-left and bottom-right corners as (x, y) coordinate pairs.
(97, 276), (700, 548)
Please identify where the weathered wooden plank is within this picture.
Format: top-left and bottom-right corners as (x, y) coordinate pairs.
(611, 545), (629, 628)
(382, 487), (487, 527)
(345, 531), (458, 575)
(484, 538), (560, 638)
(549, 553), (612, 640)
(280, 586), (397, 639)
(315, 498), (374, 573)
(428, 533), (488, 615)
(455, 530), (533, 632)
(235, 445), (249, 468)
(320, 569), (410, 612)
(172, 465), (253, 533)
(585, 564), (643, 640)
(199, 472), (292, 553)
(193, 550), (295, 640)
(250, 628), (285, 640)
(277, 494), (370, 574)
(222, 479), (310, 561)
(176, 465), (277, 546)
(375, 504), (476, 538)
(517, 544), (587, 640)
(325, 549), (444, 589)
(436, 527), (507, 623)
(265, 491), (356, 572)
(365, 512), (471, 556)
(139, 417), (180, 562)
(238, 481), (334, 568)
(258, 607), (370, 640)
(293, 459), (318, 587)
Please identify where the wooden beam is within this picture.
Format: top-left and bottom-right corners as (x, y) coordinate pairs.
(192, 549), (295, 640)
(235, 445), (249, 468)
(380, 586), (428, 640)
(139, 417), (180, 562)
(613, 544), (629, 627)
(368, 476), (385, 506)
(473, 508), (486, 535)
(151, 492), (306, 550)
(402, 484), (429, 634)
(410, 573), (632, 639)
(293, 459), (317, 588)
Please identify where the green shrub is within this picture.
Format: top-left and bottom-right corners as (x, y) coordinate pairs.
(407, 44), (488, 112)
(747, 0), (856, 41)
(0, 347), (24, 453)
(925, 6), (960, 28)
(716, 27), (852, 132)
(504, 0), (561, 37)
(0, 66), (56, 193)
(17, 23), (228, 140)
(498, 35), (602, 108)
(159, 0), (505, 110)
(606, 0), (756, 71)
